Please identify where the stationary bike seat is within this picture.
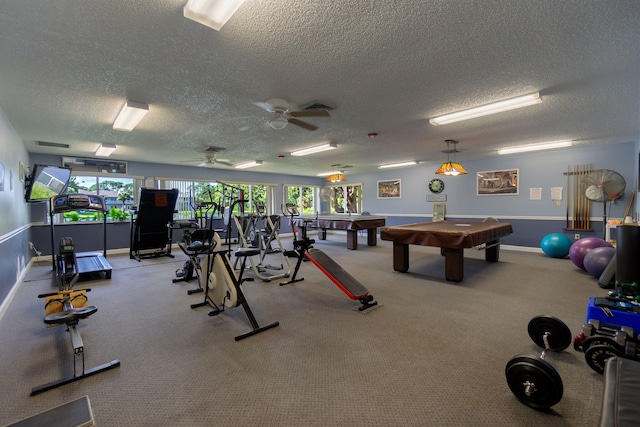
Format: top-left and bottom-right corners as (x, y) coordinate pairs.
(44, 306), (98, 325)
(187, 241), (209, 252)
(235, 247), (260, 257)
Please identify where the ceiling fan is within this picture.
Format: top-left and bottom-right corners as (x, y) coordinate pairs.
(253, 98), (330, 131)
(180, 147), (233, 168)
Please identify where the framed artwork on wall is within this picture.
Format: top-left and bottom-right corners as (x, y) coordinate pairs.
(377, 179), (401, 199)
(477, 169), (519, 196)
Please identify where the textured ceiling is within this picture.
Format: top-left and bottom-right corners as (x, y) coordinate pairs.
(0, 1), (639, 177)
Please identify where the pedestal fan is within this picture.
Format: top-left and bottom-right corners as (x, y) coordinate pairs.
(580, 169), (626, 239)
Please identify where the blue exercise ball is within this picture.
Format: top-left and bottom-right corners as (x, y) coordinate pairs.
(540, 233), (573, 258)
(569, 237), (613, 271)
(583, 246), (616, 278)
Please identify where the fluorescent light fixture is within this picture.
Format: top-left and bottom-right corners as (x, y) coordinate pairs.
(378, 161), (417, 169)
(498, 140), (573, 155)
(113, 100), (149, 131)
(429, 92), (542, 126)
(95, 143), (117, 157)
(183, 0), (245, 31)
(291, 142), (337, 157)
(234, 160), (263, 169)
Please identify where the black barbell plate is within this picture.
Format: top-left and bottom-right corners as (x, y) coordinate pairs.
(527, 315), (573, 352)
(584, 345), (624, 374)
(505, 355), (564, 410)
(580, 335), (624, 354)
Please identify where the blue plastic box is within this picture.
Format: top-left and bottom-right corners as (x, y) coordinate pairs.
(586, 297), (640, 339)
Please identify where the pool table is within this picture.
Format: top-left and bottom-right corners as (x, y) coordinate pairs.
(380, 221), (513, 281)
(292, 215), (386, 250)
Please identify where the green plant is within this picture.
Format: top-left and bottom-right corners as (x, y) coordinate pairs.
(108, 207), (126, 221)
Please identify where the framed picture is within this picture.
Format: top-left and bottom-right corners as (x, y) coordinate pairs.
(477, 169), (519, 196)
(433, 202), (446, 222)
(19, 161), (25, 183)
(377, 179), (401, 199)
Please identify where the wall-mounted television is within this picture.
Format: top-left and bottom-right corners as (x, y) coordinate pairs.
(24, 164), (72, 203)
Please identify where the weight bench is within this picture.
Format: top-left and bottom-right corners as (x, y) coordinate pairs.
(599, 356), (640, 427)
(7, 395), (94, 427)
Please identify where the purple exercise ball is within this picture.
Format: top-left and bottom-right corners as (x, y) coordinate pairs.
(569, 237), (613, 271)
(583, 246), (616, 278)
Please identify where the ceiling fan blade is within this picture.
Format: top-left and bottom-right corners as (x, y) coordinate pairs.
(253, 102), (274, 112)
(289, 109), (330, 118)
(288, 118), (318, 131)
(216, 160), (234, 167)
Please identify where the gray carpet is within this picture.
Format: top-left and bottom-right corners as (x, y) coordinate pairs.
(0, 234), (604, 426)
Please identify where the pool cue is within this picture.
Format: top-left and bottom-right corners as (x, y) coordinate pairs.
(585, 164), (592, 230)
(572, 164), (576, 229)
(565, 165), (570, 228)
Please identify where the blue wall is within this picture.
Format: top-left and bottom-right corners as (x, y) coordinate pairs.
(1, 99), (638, 310)
(351, 142), (636, 245)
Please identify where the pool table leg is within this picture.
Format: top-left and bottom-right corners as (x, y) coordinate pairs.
(366, 228), (377, 246)
(392, 242), (409, 272)
(346, 230), (358, 250)
(442, 248), (464, 282)
(485, 240), (500, 262)
(318, 228), (327, 240)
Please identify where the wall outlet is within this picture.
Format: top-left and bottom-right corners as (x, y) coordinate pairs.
(574, 234), (580, 240)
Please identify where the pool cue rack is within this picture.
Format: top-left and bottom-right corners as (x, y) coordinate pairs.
(563, 163), (594, 232)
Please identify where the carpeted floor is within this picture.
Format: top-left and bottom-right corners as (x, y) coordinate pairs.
(0, 233), (605, 426)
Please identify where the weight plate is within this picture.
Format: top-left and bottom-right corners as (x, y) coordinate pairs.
(528, 315), (573, 352)
(581, 335), (624, 354)
(584, 345), (623, 374)
(505, 355), (563, 410)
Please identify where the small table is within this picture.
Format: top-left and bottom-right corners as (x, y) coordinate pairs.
(293, 215), (386, 250)
(380, 221), (513, 281)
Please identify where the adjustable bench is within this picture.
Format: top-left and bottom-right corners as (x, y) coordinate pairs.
(599, 356), (640, 427)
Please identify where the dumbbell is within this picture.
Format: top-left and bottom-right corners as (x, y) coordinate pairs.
(574, 320), (634, 374)
(505, 315), (573, 410)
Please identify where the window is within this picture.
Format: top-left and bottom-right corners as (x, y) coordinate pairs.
(164, 179), (275, 219)
(326, 184), (362, 214)
(284, 185), (318, 215)
(61, 175), (134, 222)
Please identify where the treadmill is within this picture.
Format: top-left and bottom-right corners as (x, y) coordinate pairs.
(50, 194), (112, 283)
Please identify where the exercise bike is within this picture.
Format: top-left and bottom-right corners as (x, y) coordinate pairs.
(280, 203), (378, 312)
(32, 237), (120, 395)
(189, 225), (280, 341)
(172, 200), (221, 295)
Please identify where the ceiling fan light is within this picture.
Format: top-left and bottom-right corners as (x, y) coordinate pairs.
(429, 92), (542, 126)
(268, 117), (288, 130)
(183, 0), (245, 31)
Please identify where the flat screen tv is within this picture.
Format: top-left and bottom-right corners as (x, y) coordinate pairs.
(24, 164), (72, 203)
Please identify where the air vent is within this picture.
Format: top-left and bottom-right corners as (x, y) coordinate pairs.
(37, 141), (69, 149)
